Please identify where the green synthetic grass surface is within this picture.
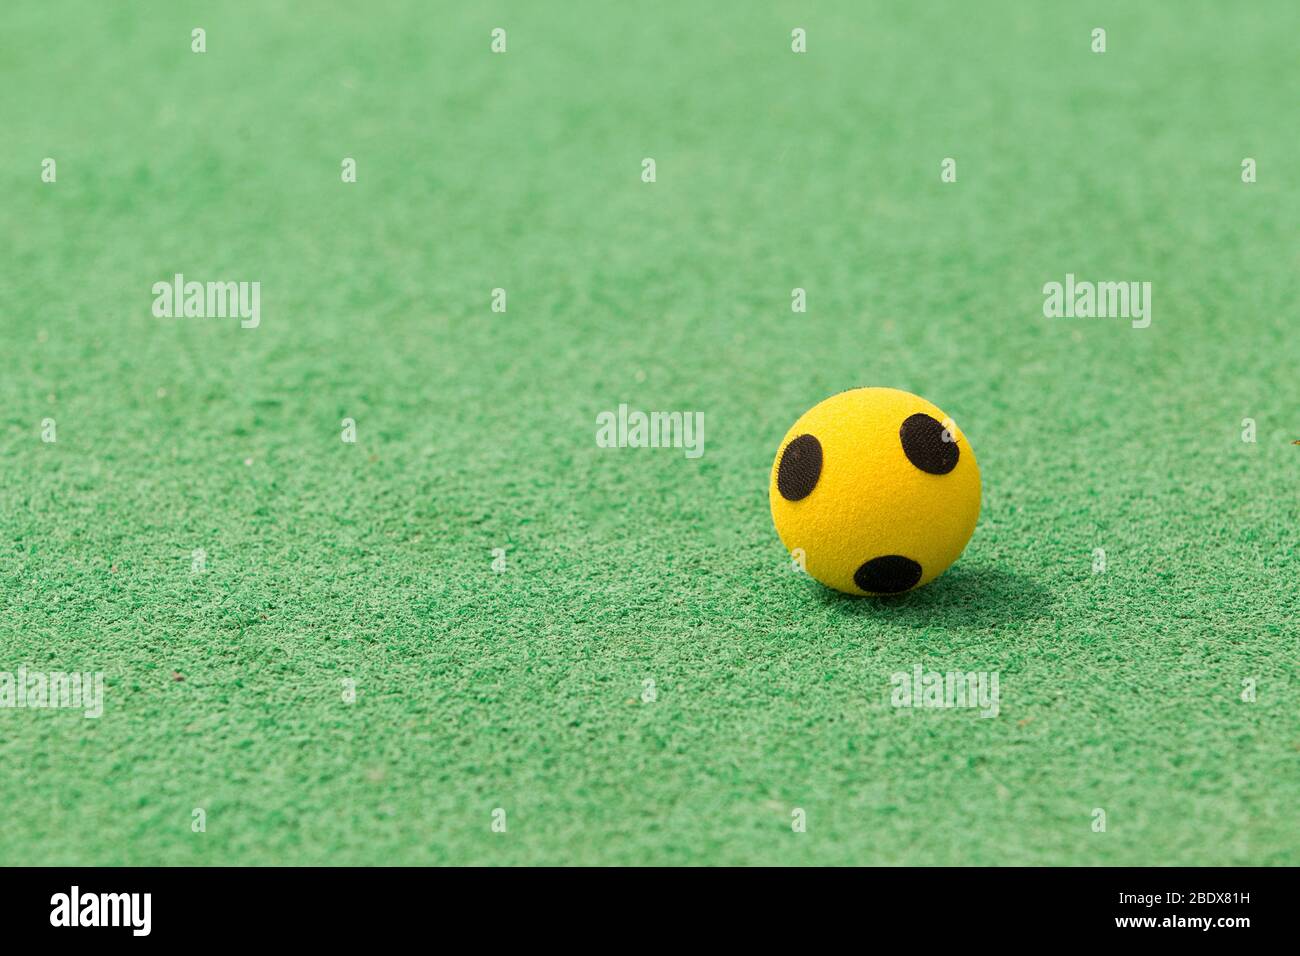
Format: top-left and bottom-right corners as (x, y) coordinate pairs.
(2, 1), (1297, 866)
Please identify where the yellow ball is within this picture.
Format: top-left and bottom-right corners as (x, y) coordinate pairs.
(769, 387), (981, 595)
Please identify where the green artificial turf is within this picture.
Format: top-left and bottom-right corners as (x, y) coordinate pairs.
(2, 0), (1297, 866)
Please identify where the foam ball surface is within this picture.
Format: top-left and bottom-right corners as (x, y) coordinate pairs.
(769, 387), (981, 595)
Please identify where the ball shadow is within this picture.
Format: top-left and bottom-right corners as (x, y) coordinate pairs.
(814, 563), (1055, 628)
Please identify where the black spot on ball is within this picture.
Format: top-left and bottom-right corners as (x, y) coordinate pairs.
(776, 434), (822, 501)
(899, 413), (958, 475)
(854, 555), (923, 594)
